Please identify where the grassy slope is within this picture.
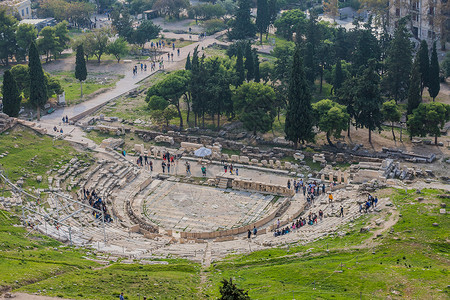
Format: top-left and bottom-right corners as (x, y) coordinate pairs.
(0, 126), (79, 189)
(205, 188), (449, 299)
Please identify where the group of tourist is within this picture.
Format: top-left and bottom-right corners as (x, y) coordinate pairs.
(223, 164), (238, 176)
(136, 154), (154, 171)
(360, 194), (378, 213)
(82, 188), (112, 223)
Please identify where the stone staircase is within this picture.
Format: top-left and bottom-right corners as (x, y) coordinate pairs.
(217, 178), (228, 189)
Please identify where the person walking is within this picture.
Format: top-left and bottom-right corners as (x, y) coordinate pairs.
(247, 229), (251, 239)
(253, 226), (257, 236)
(339, 206), (344, 217)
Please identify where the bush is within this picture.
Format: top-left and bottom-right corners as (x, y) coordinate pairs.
(203, 18), (226, 35)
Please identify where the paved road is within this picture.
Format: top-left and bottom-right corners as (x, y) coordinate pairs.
(40, 31), (226, 125)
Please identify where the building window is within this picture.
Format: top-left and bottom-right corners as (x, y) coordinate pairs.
(26, 7), (28, 15)
(429, 6), (434, 15)
(21, 9), (24, 16)
(396, 8), (400, 16)
(429, 19), (434, 26)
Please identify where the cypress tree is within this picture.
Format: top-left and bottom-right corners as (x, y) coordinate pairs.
(236, 48), (245, 85)
(407, 58), (422, 116)
(229, 0), (256, 40)
(190, 46), (202, 126)
(284, 45), (315, 148)
(185, 53), (191, 70)
(28, 42), (47, 121)
(244, 43), (254, 81)
(384, 20), (413, 102)
(256, 0), (269, 44)
(253, 48), (260, 82)
(1, 70), (21, 117)
(417, 40), (429, 95)
(333, 59), (343, 94)
(428, 42), (440, 101)
(75, 45), (87, 98)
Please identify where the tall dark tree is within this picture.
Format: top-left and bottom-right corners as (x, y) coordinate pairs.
(428, 42), (440, 101)
(0, 8), (18, 66)
(303, 14), (320, 84)
(185, 53), (191, 70)
(1, 70), (21, 117)
(75, 45), (87, 98)
(384, 20), (413, 102)
(244, 43), (254, 81)
(235, 48), (245, 85)
(353, 28), (380, 73)
(28, 42), (48, 121)
(333, 59), (343, 94)
(253, 48), (260, 82)
(256, 0), (269, 44)
(229, 0), (256, 40)
(190, 46), (204, 126)
(407, 58), (422, 116)
(284, 46), (315, 148)
(417, 40), (429, 95)
(354, 61), (383, 143)
(337, 77), (358, 138)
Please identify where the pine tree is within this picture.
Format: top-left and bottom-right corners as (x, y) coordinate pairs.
(185, 53), (191, 70)
(284, 45), (315, 148)
(229, 0), (256, 40)
(1, 70), (21, 117)
(75, 45), (87, 98)
(384, 20), (413, 102)
(333, 59), (343, 94)
(244, 43), (254, 81)
(28, 42), (47, 121)
(407, 58), (422, 116)
(235, 48), (245, 85)
(190, 46), (203, 127)
(428, 41), (440, 101)
(354, 60), (382, 144)
(256, 0), (269, 44)
(417, 40), (429, 95)
(253, 48), (260, 82)
(219, 278), (250, 300)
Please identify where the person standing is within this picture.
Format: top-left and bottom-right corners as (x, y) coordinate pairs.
(119, 292), (124, 300)
(247, 229), (251, 239)
(253, 226), (257, 236)
(339, 206), (344, 217)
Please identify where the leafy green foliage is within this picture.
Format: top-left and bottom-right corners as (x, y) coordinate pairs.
(106, 37), (129, 63)
(233, 82), (276, 134)
(0, 8), (18, 66)
(274, 9), (306, 41)
(427, 42), (440, 101)
(15, 23), (38, 62)
(417, 40), (429, 93)
(132, 20), (161, 48)
(219, 278), (250, 300)
(312, 99), (349, 146)
(229, 0), (256, 40)
(407, 58), (422, 116)
(1, 70), (21, 117)
(381, 99), (401, 141)
(407, 102), (450, 144)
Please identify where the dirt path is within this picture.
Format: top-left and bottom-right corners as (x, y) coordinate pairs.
(1, 293), (73, 300)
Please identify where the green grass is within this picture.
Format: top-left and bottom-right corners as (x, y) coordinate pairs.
(205, 188), (450, 299)
(0, 126), (79, 189)
(221, 148), (240, 156)
(50, 71), (123, 105)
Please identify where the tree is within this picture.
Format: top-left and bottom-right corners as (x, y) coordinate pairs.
(1, 70), (21, 117)
(384, 20), (413, 102)
(0, 8), (18, 66)
(259, 61), (273, 83)
(408, 102), (450, 144)
(54, 21), (70, 55)
(274, 9), (307, 41)
(10, 65), (30, 97)
(203, 19), (226, 35)
(72, 34), (95, 62)
(428, 42), (440, 101)
(16, 23), (38, 62)
(323, 0), (339, 21)
(75, 45), (87, 98)
(333, 59), (344, 93)
(107, 37), (129, 63)
(38, 26), (58, 62)
(152, 0), (190, 19)
(146, 70), (189, 129)
(336, 77), (358, 138)
(228, 0), (256, 40)
(28, 42), (48, 121)
(381, 100), (401, 141)
(312, 99), (349, 146)
(219, 278), (250, 300)
(244, 43), (254, 81)
(132, 20), (161, 48)
(353, 28), (380, 73)
(417, 40), (429, 95)
(354, 61), (383, 144)
(253, 49), (260, 82)
(235, 48), (245, 85)
(233, 82), (276, 134)
(442, 51), (450, 78)
(284, 46), (315, 148)
(185, 53), (191, 70)
(190, 46), (206, 127)
(111, 8), (134, 41)
(92, 28), (110, 63)
(407, 58), (422, 116)
(272, 43), (294, 117)
(256, 0), (269, 44)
